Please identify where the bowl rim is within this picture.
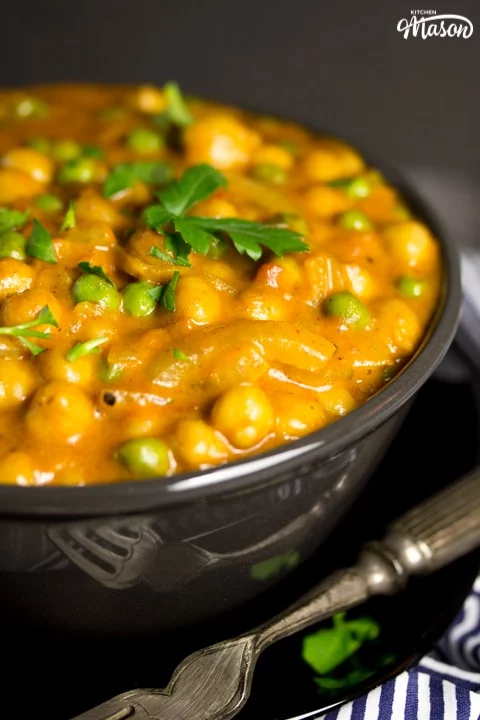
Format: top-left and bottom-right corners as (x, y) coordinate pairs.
(0, 141), (462, 518)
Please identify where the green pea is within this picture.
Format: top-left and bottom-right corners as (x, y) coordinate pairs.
(251, 163), (288, 185)
(35, 194), (63, 212)
(338, 210), (373, 231)
(52, 140), (82, 162)
(27, 137), (52, 154)
(323, 291), (371, 329)
(122, 281), (157, 317)
(396, 276), (426, 298)
(347, 177), (371, 199)
(117, 438), (170, 476)
(127, 128), (164, 154)
(72, 274), (121, 309)
(14, 97), (48, 119)
(57, 157), (97, 184)
(0, 232), (26, 261)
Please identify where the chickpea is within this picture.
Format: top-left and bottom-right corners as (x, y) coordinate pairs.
(25, 381), (95, 443)
(303, 142), (364, 182)
(304, 186), (350, 218)
(185, 114), (260, 169)
(75, 189), (124, 228)
(274, 394), (327, 438)
(319, 387), (356, 416)
(191, 197), (238, 219)
(375, 299), (422, 353)
(175, 276), (222, 325)
(173, 419), (228, 467)
(37, 348), (96, 387)
(0, 358), (39, 409)
(0, 258), (36, 300)
(0, 169), (43, 203)
(211, 385), (274, 449)
(2, 147), (54, 183)
(252, 144), (294, 171)
(1, 288), (63, 328)
(382, 221), (438, 273)
(239, 288), (289, 321)
(127, 85), (166, 114)
(0, 452), (37, 486)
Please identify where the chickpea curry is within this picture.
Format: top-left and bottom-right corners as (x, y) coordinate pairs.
(0, 82), (442, 486)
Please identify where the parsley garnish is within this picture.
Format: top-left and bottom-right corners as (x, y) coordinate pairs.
(143, 164), (308, 263)
(60, 200), (76, 231)
(163, 81), (194, 127)
(173, 348), (190, 360)
(302, 612), (380, 677)
(103, 161), (172, 199)
(26, 219), (57, 263)
(82, 145), (104, 160)
(0, 305), (58, 355)
(147, 270), (180, 312)
(77, 261), (115, 286)
(0, 207), (29, 236)
(66, 337), (108, 362)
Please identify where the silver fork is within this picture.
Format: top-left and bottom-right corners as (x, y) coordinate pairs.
(74, 467), (480, 720)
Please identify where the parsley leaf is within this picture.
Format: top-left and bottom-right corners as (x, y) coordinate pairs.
(302, 613), (380, 676)
(146, 271), (180, 312)
(158, 164), (227, 216)
(66, 337), (108, 362)
(163, 81), (194, 127)
(26, 219), (57, 263)
(103, 161), (172, 199)
(143, 164), (309, 265)
(82, 145), (104, 160)
(173, 348), (190, 360)
(150, 235), (192, 267)
(60, 200), (76, 231)
(0, 305), (58, 355)
(77, 261), (115, 286)
(0, 207), (29, 236)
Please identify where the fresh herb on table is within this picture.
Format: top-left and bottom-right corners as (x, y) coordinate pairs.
(103, 161), (172, 199)
(147, 270), (180, 312)
(250, 550), (300, 581)
(0, 305), (58, 355)
(302, 612), (382, 692)
(144, 164), (308, 263)
(66, 337), (108, 362)
(26, 219), (57, 263)
(77, 261), (115, 286)
(0, 207), (29, 235)
(60, 200), (76, 231)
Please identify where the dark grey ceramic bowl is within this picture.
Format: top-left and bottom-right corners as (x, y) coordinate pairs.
(0, 155), (461, 636)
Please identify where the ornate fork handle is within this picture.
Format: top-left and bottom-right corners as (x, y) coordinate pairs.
(75, 467), (480, 720)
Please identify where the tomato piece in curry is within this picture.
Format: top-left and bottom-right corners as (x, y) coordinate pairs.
(0, 83), (441, 486)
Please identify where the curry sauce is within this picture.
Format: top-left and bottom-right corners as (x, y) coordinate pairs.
(0, 83), (441, 485)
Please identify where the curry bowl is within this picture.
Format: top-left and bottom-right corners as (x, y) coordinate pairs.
(0, 84), (461, 635)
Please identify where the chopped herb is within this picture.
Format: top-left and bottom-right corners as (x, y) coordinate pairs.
(99, 361), (123, 383)
(150, 237), (192, 267)
(60, 201), (76, 231)
(26, 219), (57, 263)
(163, 81), (194, 127)
(0, 305), (58, 355)
(0, 207), (29, 236)
(147, 270), (180, 312)
(35, 194), (63, 213)
(302, 613), (380, 676)
(143, 164), (308, 263)
(66, 337), (108, 362)
(103, 161), (172, 199)
(173, 348), (190, 360)
(159, 163), (226, 216)
(77, 261), (115, 287)
(82, 145), (104, 160)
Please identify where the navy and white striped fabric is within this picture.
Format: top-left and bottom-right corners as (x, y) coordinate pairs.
(308, 576), (480, 720)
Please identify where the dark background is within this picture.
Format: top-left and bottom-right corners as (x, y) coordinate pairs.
(0, 0), (478, 179)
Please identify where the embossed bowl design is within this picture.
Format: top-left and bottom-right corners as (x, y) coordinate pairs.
(0, 156), (461, 636)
